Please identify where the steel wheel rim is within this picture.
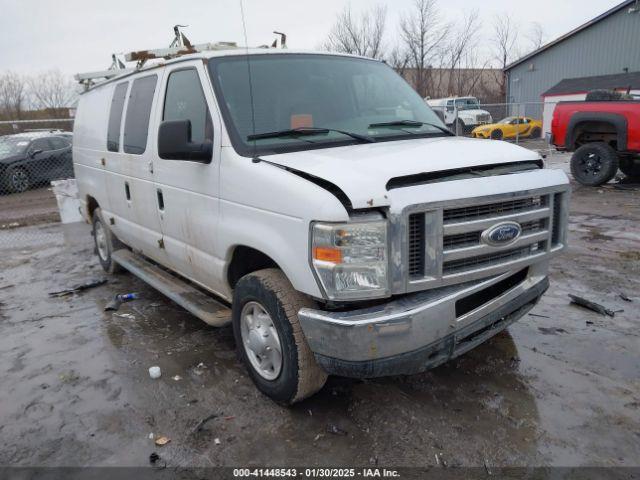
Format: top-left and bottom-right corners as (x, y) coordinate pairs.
(581, 152), (602, 176)
(240, 301), (283, 380)
(11, 169), (28, 192)
(95, 221), (109, 261)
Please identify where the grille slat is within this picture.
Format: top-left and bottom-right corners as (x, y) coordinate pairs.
(443, 242), (546, 275)
(443, 196), (544, 224)
(408, 213), (425, 277)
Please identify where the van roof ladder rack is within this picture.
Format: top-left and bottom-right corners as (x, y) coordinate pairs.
(75, 26), (286, 90)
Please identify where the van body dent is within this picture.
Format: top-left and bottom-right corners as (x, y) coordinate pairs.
(74, 50), (569, 403)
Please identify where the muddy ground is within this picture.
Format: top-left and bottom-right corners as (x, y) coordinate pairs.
(0, 151), (639, 471)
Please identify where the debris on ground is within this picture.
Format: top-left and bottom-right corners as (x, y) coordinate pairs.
(326, 424), (347, 436)
(568, 294), (615, 317)
(214, 438), (221, 445)
(194, 413), (219, 433)
(113, 312), (136, 319)
(154, 436), (170, 446)
(148, 366), (161, 379)
(49, 279), (107, 297)
(105, 292), (139, 312)
(538, 327), (568, 335)
(149, 451), (166, 469)
(172, 375), (182, 381)
(528, 313), (550, 318)
(619, 293), (633, 302)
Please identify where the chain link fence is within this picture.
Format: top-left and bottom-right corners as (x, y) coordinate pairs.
(0, 118), (75, 249)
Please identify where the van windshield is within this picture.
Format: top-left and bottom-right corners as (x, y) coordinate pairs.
(208, 54), (447, 156)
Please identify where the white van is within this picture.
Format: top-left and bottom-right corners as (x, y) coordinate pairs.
(426, 96), (492, 132)
(73, 49), (569, 404)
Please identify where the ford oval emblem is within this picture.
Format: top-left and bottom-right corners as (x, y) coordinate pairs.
(482, 222), (522, 247)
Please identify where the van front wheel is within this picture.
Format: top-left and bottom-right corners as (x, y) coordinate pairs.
(92, 208), (124, 274)
(232, 269), (327, 404)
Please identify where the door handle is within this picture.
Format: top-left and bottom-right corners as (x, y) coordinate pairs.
(156, 189), (164, 211)
(125, 182), (131, 201)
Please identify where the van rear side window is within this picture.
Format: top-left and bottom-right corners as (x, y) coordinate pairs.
(107, 83), (128, 152)
(123, 75), (157, 155)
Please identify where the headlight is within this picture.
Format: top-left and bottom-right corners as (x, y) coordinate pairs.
(311, 220), (389, 300)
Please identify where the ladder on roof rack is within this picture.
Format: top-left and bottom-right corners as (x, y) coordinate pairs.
(74, 26), (286, 90)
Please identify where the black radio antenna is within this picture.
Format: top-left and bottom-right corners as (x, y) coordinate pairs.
(239, 0), (258, 160)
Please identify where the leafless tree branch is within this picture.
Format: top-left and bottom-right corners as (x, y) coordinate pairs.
(323, 4), (387, 60)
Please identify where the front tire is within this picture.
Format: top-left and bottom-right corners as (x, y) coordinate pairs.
(619, 156), (640, 179)
(570, 143), (619, 186)
(490, 129), (503, 140)
(92, 208), (124, 274)
(530, 127), (541, 138)
(232, 269), (327, 404)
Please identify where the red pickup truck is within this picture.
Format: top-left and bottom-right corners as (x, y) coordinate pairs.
(550, 96), (640, 185)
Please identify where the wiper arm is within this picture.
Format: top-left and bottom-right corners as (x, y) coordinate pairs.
(247, 127), (375, 143)
(368, 120), (454, 136)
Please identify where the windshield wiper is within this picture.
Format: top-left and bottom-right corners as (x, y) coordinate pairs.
(368, 120), (454, 136)
(247, 127), (375, 143)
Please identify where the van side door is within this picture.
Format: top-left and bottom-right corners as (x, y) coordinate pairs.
(103, 76), (168, 264)
(148, 61), (225, 296)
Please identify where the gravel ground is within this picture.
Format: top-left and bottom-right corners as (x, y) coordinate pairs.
(0, 151), (639, 473)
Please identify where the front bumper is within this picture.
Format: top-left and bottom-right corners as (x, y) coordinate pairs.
(298, 265), (549, 378)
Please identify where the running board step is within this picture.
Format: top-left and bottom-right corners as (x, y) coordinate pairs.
(112, 249), (231, 327)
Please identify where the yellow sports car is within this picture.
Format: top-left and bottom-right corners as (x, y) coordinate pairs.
(471, 117), (542, 140)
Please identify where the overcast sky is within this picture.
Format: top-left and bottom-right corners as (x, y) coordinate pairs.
(0, 0), (623, 76)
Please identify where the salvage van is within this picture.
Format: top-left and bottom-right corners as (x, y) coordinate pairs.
(73, 46), (569, 404)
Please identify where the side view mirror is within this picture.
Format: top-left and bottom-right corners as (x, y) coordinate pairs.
(158, 120), (212, 163)
(29, 149), (43, 158)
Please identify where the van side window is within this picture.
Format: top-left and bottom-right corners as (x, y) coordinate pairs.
(123, 75), (157, 154)
(107, 83), (128, 152)
(163, 69), (212, 144)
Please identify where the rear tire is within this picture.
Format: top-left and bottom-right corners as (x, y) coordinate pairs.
(530, 127), (541, 138)
(619, 156), (640, 179)
(490, 129), (503, 140)
(92, 208), (125, 274)
(570, 143), (619, 186)
(4, 166), (30, 193)
(232, 268), (327, 404)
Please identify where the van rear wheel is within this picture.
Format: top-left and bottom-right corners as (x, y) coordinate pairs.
(92, 208), (124, 274)
(232, 268), (327, 404)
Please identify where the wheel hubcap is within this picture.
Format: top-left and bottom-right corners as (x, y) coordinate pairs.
(581, 152), (602, 177)
(11, 170), (28, 192)
(95, 222), (109, 261)
(240, 301), (282, 380)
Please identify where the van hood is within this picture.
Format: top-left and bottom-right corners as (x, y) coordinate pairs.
(265, 136), (541, 210)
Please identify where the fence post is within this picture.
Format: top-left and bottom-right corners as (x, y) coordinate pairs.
(515, 103), (521, 144)
(454, 105), (459, 135)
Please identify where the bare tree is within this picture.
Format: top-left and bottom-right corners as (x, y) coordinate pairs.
(527, 22), (546, 52)
(491, 14), (520, 100)
(28, 69), (77, 115)
(0, 72), (27, 120)
(442, 12), (482, 96)
(323, 5), (387, 59)
(399, 0), (450, 98)
(387, 46), (410, 78)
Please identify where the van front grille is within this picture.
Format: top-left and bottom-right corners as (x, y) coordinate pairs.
(405, 189), (567, 288)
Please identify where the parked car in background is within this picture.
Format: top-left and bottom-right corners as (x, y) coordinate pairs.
(0, 132), (73, 193)
(425, 96), (492, 133)
(550, 94), (640, 185)
(472, 117), (543, 140)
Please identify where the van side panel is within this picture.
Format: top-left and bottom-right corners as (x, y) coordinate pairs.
(73, 84), (115, 220)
